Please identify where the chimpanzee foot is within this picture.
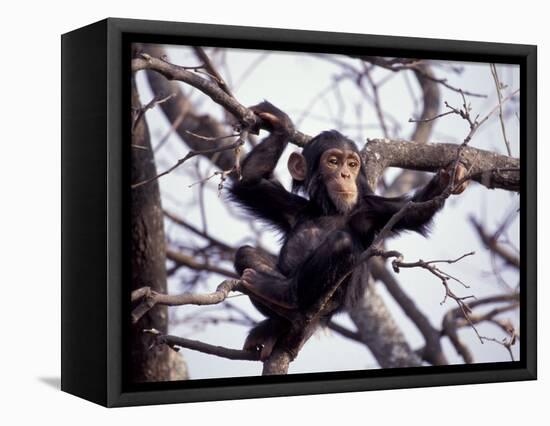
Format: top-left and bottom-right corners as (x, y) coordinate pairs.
(241, 268), (258, 286)
(243, 331), (278, 361)
(243, 317), (289, 361)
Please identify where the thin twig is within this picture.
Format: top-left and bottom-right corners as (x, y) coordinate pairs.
(153, 108), (189, 153)
(131, 137), (244, 189)
(131, 144), (149, 151)
(409, 110), (455, 123)
(132, 93), (176, 133)
(184, 131), (240, 142)
(470, 216), (520, 268)
(164, 210), (235, 253)
(358, 56), (487, 98)
(461, 88), (519, 146)
(442, 294), (519, 362)
(490, 64), (512, 156)
(362, 64), (389, 138)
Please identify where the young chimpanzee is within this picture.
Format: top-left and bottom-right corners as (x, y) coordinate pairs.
(230, 102), (467, 360)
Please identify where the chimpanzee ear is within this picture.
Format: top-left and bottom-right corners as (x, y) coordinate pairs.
(288, 152), (307, 181)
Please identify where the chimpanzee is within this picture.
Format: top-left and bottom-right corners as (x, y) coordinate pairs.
(230, 102), (468, 360)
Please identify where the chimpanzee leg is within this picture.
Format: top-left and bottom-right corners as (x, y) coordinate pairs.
(244, 229), (354, 361)
(244, 317), (290, 361)
(234, 245), (293, 315)
(234, 246), (292, 359)
(293, 230), (356, 310)
(234, 245), (281, 276)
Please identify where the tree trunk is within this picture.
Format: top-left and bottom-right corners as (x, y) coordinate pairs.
(130, 74), (187, 382)
(349, 280), (422, 368)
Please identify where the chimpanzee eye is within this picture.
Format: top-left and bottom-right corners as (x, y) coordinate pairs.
(348, 161), (358, 168)
(328, 158), (338, 166)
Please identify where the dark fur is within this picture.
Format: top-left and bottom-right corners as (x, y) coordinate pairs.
(229, 102), (446, 356)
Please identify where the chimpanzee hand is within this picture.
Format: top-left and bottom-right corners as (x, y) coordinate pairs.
(438, 162), (470, 194)
(249, 101), (295, 136)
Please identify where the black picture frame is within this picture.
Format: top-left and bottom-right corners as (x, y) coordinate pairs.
(61, 17), (537, 407)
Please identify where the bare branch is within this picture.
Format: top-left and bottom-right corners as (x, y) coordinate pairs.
(369, 257), (447, 365)
(193, 47), (234, 97)
(166, 249), (239, 279)
(133, 54), (254, 124)
(359, 56), (487, 98)
(409, 62), (442, 144)
(164, 210), (236, 254)
(490, 64), (513, 156)
(470, 217), (520, 268)
(132, 93), (176, 133)
(362, 139), (519, 192)
(131, 144), (149, 151)
(362, 64), (389, 137)
(132, 54), (311, 147)
(137, 53), (519, 195)
(144, 329), (260, 361)
(376, 249), (477, 317)
(458, 89), (519, 146)
(183, 130), (240, 142)
(442, 293), (519, 363)
(410, 87), (518, 148)
(327, 321), (362, 343)
(409, 110), (455, 123)
(131, 279), (242, 324)
(131, 135), (245, 189)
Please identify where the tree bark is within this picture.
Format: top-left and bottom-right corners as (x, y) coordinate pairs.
(349, 280), (422, 368)
(362, 139), (519, 192)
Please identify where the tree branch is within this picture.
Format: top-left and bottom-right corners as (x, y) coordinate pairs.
(369, 258), (447, 365)
(442, 293), (519, 363)
(144, 329), (260, 361)
(131, 279), (242, 324)
(164, 210), (236, 254)
(132, 135), (246, 189)
(166, 249), (239, 279)
(361, 139), (520, 192)
(133, 54), (312, 147)
(327, 321), (362, 342)
(137, 51), (519, 195)
(470, 217), (520, 268)
(359, 56), (487, 98)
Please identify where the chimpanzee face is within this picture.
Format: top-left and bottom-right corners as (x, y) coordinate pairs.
(287, 130), (363, 214)
(319, 148), (361, 213)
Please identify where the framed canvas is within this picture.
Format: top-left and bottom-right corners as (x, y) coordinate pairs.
(61, 18), (537, 407)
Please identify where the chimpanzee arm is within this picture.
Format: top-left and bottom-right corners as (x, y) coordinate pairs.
(229, 102), (307, 233)
(231, 179), (307, 233)
(357, 172), (447, 236)
(239, 127), (289, 183)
